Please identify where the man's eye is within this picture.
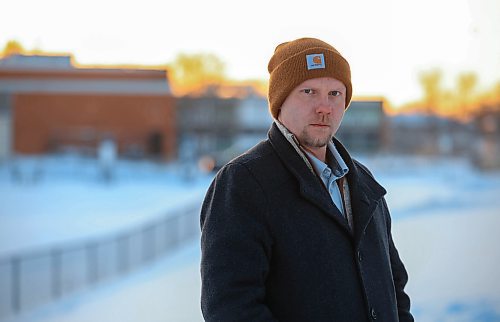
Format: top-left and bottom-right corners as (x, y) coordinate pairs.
(303, 89), (313, 94)
(330, 91), (342, 96)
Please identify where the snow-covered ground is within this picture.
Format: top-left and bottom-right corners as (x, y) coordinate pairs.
(365, 156), (500, 322)
(0, 155), (212, 256)
(1, 154), (500, 322)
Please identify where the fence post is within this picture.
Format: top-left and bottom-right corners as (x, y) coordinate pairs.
(51, 249), (62, 299)
(142, 226), (154, 263)
(116, 235), (128, 274)
(86, 243), (98, 285)
(11, 257), (20, 314)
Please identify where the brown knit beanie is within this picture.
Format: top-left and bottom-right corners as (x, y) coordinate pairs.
(267, 37), (352, 119)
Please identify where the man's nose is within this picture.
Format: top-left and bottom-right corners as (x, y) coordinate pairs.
(315, 95), (332, 114)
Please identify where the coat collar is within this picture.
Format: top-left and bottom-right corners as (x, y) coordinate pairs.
(337, 142), (387, 243)
(268, 122), (386, 241)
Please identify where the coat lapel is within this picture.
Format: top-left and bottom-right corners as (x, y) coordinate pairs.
(335, 142), (387, 244)
(268, 124), (352, 234)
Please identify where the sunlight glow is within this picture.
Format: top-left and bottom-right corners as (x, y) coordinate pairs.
(1, 0), (498, 108)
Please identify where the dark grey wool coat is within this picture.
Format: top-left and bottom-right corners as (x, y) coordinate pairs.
(200, 123), (414, 322)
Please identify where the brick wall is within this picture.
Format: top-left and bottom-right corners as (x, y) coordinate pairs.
(13, 93), (176, 159)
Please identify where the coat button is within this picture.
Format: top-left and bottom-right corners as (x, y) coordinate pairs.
(357, 251), (362, 262)
(370, 308), (377, 320)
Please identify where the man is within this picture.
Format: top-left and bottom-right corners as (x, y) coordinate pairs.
(200, 37), (413, 322)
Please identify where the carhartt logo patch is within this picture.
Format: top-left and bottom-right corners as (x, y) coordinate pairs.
(306, 53), (325, 70)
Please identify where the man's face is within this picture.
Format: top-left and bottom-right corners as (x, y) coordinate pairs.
(278, 77), (346, 152)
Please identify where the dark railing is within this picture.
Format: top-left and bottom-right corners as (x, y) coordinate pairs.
(0, 202), (201, 320)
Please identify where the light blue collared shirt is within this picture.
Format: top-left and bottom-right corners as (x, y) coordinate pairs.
(305, 142), (349, 216)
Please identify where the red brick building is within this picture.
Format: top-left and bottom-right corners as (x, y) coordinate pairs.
(0, 55), (176, 160)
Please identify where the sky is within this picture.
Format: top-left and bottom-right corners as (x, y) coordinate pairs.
(1, 0), (499, 107)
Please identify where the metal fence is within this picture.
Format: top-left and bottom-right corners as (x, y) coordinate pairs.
(0, 202), (201, 320)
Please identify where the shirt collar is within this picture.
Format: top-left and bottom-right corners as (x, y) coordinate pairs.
(305, 142), (349, 180)
(327, 141), (349, 178)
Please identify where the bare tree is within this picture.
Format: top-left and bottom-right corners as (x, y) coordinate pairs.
(1, 40), (25, 57)
(457, 72), (478, 119)
(419, 69), (443, 115)
(168, 53), (226, 96)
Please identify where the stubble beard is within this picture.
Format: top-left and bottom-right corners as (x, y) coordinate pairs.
(299, 127), (333, 149)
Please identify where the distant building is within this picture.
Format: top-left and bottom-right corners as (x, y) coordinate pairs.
(336, 100), (388, 152)
(388, 113), (473, 155)
(0, 54), (176, 160)
(176, 95), (239, 157)
(176, 90), (269, 169)
(472, 107), (500, 169)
